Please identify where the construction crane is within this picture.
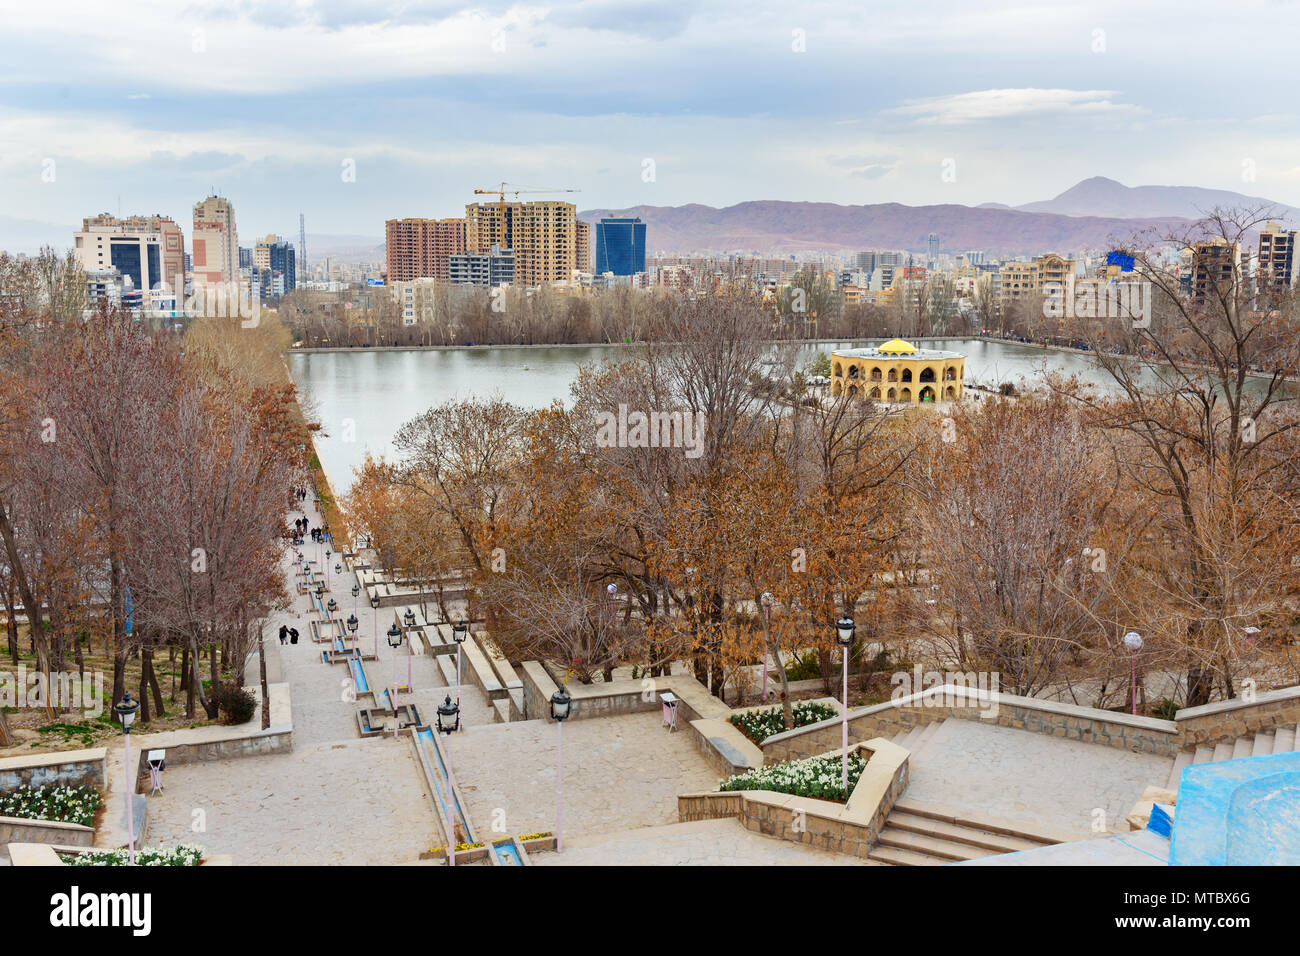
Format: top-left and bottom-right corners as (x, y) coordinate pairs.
(471, 182), (580, 249)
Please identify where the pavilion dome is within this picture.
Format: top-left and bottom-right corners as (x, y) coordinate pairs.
(877, 338), (917, 355)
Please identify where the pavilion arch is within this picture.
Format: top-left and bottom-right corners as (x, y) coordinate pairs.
(945, 385), (956, 400)
(847, 364), (861, 379)
(869, 386), (881, 399)
(869, 366), (882, 381)
(887, 368), (898, 382)
(900, 387), (912, 402)
(832, 380), (843, 396)
(833, 362), (843, 377)
(848, 384), (859, 398)
(887, 387), (897, 401)
(944, 366), (956, 381)
(919, 366), (936, 383)
(901, 368), (913, 383)
(919, 386), (936, 402)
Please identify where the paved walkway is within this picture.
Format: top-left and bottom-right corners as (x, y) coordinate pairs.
(445, 713), (719, 840)
(533, 818), (876, 866)
(904, 719), (1174, 838)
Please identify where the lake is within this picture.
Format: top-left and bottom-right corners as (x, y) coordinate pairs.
(286, 339), (1127, 495)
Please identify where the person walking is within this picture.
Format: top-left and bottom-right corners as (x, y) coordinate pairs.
(289, 627), (299, 645)
(279, 624), (289, 645)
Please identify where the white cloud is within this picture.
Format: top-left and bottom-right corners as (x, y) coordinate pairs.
(888, 88), (1143, 125)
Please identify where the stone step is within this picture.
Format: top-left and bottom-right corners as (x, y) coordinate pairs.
(1231, 737), (1252, 760)
(899, 725), (926, 750)
(886, 811), (1045, 855)
(875, 826), (988, 862)
(1251, 733), (1275, 757)
(1166, 750), (1193, 790)
(1274, 726), (1297, 752)
(1192, 744), (1215, 764)
(867, 844), (944, 866)
(1212, 741), (1234, 762)
(890, 799), (1065, 846)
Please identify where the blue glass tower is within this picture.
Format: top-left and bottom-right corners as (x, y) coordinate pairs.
(595, 217), (646, 276)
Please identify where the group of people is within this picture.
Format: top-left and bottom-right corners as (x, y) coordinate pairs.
(279, 624), (300, 645)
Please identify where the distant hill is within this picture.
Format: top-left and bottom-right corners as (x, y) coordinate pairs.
(1015, 176), (1300, 224)
(577, 200), (1192, 257)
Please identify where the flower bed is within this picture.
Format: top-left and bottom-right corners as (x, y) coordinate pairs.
(719, 753), (867, 802)
(0, 785), (101, 827)
(62, 844), (204, 866)
(730, 700), (838, 744)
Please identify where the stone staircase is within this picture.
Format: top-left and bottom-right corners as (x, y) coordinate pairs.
(869, 719), (1065, 865)
(868, 800), (1062, 865)
(1166, 723), (1300, 791)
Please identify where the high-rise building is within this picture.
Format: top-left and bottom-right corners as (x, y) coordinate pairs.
(76, 213), (186, 293)
(254, 234), (297, 301)
(575, 220), (591, 274)
(448, 245), (515, 287)
(238, 246), (253, 270)
(595, 217), (647, 276)
(192, 195), (238, 286)
(384, 217), (467, 281)
(927, 233), (939, 264)
(465, 201), (576, 286)
(1257, 221), (1297, 291)
(1191, 238), (1242, 303)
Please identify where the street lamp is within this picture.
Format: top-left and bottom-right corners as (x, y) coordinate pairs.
(1123, 631), (1143, 715)
(325, 549), (332, 589)
(370, 595), (381, 656)
(326, 597), (338, 614)
(452, 619), (468, 712)
(387, 624), (403, 732)
(436, 696), (460, 868)
(113, 692), (140, 866)
(835, 615), (856, 793)
(550, 686), (573, 853)
(351, 583), (360, 613)
(760, 591), (774, 703)
(402, 610), (415, 691)
(346, 613), (359, 658)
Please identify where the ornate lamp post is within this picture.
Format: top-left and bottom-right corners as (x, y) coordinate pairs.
(550, 686), (573, 853)
(346, 613), (359, 659)
(452, 619), (468, 712)
(351, 583), (360, 614)
(387, 624), (403, 732)
(835, 615), (856, 792)
(436, 696), (461, 868)
(370, 595), (381, 656)
(402, 609), (416, 691)
(1123, 631), (1143, 715)
(760, 591), (774, 702)
(113, 693), (140, 865)
(324, 549), (332, 589)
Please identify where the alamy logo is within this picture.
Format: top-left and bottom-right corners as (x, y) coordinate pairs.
(50, 887), (152, 936)
(890, 665), (1000, 718)
(1043, 276), (1151, 328)
(1, 666), (104, 717)
(595, 404), (706, 459)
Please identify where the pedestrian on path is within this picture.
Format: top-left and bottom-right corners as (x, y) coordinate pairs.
(279, 624), (289, 645)
(289, 627), (299, 645)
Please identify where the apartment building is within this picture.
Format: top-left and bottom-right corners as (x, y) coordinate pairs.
(576, 220), (591, 274)
(75, 213), (186, 294)
(384, 217), (467, 282)
(464, 201), (576, 286)
(1191, 238), (1242, 303)
(253, 234), (297, 301)
(1257, 221), (1297, 291)
(192, 195), (239, 286)
(998, 253), (1076, 310)
(448, 245), (515, 287)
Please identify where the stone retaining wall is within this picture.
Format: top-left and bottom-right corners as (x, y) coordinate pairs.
(677, 739), (909, 858)
(1174, 686), (1300, 746)
(0, 814), (94, 847)
(762, 685), (1183, 762)
(131, 724), (293, 792)
(0, 748), (107, 792)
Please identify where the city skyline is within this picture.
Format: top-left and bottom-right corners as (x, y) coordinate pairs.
(3, 0), (1300, 247)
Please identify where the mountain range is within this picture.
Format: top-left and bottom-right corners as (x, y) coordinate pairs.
(4, 178), (1296, 261)
(578, 177), (1300, 257)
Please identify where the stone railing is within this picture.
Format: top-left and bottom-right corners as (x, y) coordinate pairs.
(0, 748), (107, 792)
(0, 814), (94, 848)
(761, 684), (1183, 762)
(1174, 686), (1300, 746)
(678, 738), (909, 858)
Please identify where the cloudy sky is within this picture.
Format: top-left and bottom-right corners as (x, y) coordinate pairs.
(2, 0), (1299, 248)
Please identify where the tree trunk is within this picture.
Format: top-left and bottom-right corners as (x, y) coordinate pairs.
(0, 501), (56, 718)
(143, 646), (165, 717)
(1187, 666), (1212, 708)
(0, 705), (12, 747)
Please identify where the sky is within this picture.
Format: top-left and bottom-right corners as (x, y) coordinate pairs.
(2, 0), (1300, 249)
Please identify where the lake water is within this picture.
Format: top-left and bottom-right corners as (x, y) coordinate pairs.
(286, 339), (1119, 494)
